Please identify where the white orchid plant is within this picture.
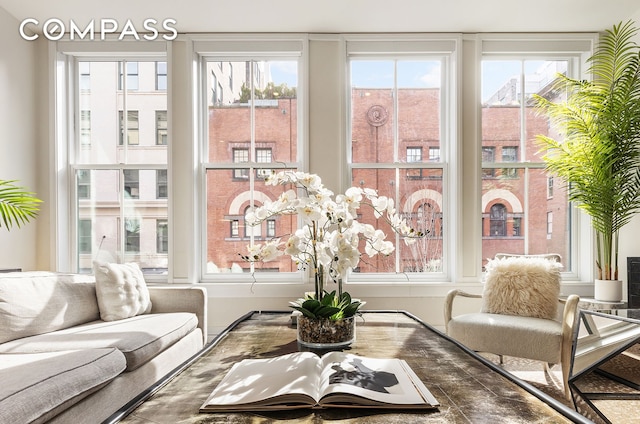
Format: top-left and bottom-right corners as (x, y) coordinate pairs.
(240, 171), (425, 320)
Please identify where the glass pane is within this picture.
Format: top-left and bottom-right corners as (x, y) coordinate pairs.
(77, 60), (167, 165)
(207, 60), (298, 164)
(77, 169), (168, 274)
(208, 60), (251, 163)
(399, 169), (444, 272)
(481, 59), (571, 268)
(480, 167), (570, 268)
(254, 60), (298, 164)
(205, 168), (298, 274)
(351, 168), (444, 274)
(398, 61), (441, 162)
(78, 169), (119, 273)
(350, 58), (445, 275)
(351, 61), (395, 164)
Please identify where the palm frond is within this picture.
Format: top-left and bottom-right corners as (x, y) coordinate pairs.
(533, 20), (640, 280)
(0, 180), (42, 230)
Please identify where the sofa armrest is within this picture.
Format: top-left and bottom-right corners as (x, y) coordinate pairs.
(148, 286), (207, 344)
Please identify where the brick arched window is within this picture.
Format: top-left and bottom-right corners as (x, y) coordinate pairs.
(490, 203), (507, 237)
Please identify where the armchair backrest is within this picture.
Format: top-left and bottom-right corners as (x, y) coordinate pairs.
(495, 253), (562, 264)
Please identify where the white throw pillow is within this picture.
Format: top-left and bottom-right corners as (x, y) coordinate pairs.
(481, 256), (561, 320)
(93, 262), (152, 321)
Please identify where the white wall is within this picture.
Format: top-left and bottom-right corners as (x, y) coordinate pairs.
(0, 7), (42, 271)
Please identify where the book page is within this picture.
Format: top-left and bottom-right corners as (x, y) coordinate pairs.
(201, 351), (323, 409)
(317, 352), (438, 408)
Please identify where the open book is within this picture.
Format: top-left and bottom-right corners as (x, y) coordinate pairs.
(200, 351), (439, 412)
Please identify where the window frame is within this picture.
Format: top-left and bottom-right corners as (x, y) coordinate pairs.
(345, 34), (460, 283)
(52, 41), (169, 279)
(194, 34), (308, 284)
(478, 33), (598, 282)
(49, 33), (597, 290)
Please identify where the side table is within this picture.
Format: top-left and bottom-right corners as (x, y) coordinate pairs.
(578, 298), (628, 313)
(569, 309), (640, 423)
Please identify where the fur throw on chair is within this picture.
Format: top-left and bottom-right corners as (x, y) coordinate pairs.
(481, 256), (561, 320)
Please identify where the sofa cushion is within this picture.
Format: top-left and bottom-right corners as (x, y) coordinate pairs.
(447, 313), (563, 364)
(0, 348), (126, 424)
(0, 312), (198, 371)
(93, 262), (152, 321)
(0, 272), (99, 344)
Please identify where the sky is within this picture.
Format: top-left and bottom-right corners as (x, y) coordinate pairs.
(268, 59), (558, 102)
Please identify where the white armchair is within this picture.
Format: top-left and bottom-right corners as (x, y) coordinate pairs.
(444, 255), (580, 400)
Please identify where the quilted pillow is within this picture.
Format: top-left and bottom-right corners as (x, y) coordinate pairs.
(93, 262), (152, 321)
(481, 256), (561, 320)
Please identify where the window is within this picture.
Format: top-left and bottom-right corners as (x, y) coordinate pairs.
(547, 211), (553, 235)
(157, 220), (168, 253)
(52, 34), (595, 285)
(156, 169), (168, 199)
(266, 219), (276, 238)
(255, 148), (272, 179)
(502, 146), (518, 178)
(77, 169), (91, 199)
(119, 61), (139, 90)
(200, 37), (304, 278)
(232, 148), (249, 179)
(479, 34), (595, 270)
(156, 61), (167, 91)
(406, 147), (423, 179)
(125, 218), (140, 252)
(78, 219), (92, 254)
(119, 111), (139, 145)
(482, 147), (495, 177)
(231, 220), (240, 238)
(156, 110), (168, 145)
(489, 204), (507, 237)
(347, 36), (457, 278)
(407, 147), (422, 162)
(80, 110), (91, 145)
(429, 147), (440, 162)
(513, 217), (522, 237)
(69, 58), (168, 275)
(124, 169), (139, 199)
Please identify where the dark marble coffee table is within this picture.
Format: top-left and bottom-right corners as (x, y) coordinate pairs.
(108, 310), (589, 423)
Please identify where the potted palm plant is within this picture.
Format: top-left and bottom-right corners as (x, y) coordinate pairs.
(0, 180), (42, 230)
(535, 20), (640, 301)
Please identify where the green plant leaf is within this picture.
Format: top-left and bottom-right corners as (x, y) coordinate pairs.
(301, 299), (321, 313)
(343, 301), (362, 318)
(534, 20), (640, 280)
(320, 290), (336, 306)
(314, 305), (341, 318)
(290, 306), (316, 318)
(0, 180), (42, 230)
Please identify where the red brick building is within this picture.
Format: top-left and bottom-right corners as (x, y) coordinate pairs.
(205, 88), (567, 274)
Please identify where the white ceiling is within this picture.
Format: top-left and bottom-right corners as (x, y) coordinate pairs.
(1, 0), (640, 34)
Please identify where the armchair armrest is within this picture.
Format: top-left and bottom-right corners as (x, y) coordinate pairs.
(148, 286), (208, 344)
(558, 294), (579, 399)
(444, 289), (483, 332)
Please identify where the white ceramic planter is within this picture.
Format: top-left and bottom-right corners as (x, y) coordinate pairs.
(594, 279), (623, 302)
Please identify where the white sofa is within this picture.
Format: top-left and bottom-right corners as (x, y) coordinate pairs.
(0, 271), (207, 424)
